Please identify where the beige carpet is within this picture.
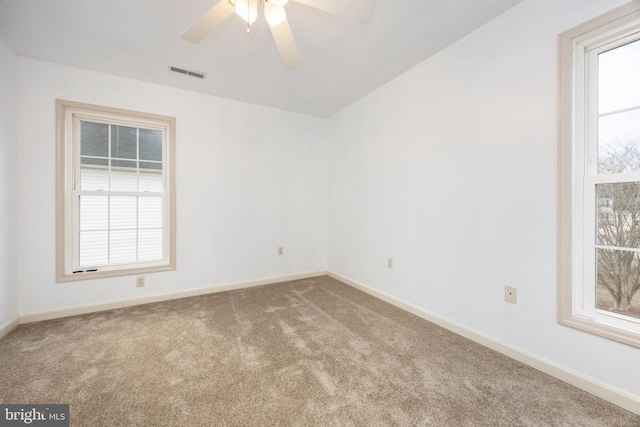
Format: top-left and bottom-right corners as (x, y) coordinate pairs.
(1, 276), (638, 426)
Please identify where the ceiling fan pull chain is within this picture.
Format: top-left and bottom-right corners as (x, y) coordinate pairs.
(247, 0), (251, 34)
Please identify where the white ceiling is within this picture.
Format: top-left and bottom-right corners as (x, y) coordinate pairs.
(0, 0), (524, 117)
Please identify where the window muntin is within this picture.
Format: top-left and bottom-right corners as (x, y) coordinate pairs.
(57, 100), (175, 281)
(558, 3), (640, 348)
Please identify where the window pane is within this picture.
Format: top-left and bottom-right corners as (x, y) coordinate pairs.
(80, 166), (109, 191)
(598, 109), (640, 174)
(110, 196), (137, 230)
(596, 182), (640, 320)
(79, 231), (108, 267)
(138, 229), (163, 261)
(596, 248), (640, 320)
(139, 197), (162, 228)
(80, 122), (108, 157)
(110, 230), (137, 264)
(80, 157), (109, 167)
(598, 39), (640, 115)
(110, 168), (138, 192)
(596, 182), (640, 248)
(140, 161), (162, 170)
(139, 170), (162, 192)
(110, 125), (137, 160)
(80, 196), (108, 231)
(139, 129), (162, 161)
(111, 159), (137, 169)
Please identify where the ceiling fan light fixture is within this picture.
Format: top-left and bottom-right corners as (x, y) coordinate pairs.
(234, 0), (258, 24)
(264, 3), (287, 27)
(182, 0), (375, 68)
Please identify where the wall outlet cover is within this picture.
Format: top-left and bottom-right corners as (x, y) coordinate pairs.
(505, 285), (517, 304)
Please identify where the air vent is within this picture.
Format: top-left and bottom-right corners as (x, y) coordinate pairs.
(169, 66), (206, 79)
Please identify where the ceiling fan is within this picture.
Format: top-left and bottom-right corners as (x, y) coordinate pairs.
(181, 0), (376, 69)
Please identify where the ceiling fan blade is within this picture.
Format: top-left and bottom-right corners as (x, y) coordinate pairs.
(292, 0), (375, 24)
(181, 0), (236, 43)
(265, 5), (302, 69)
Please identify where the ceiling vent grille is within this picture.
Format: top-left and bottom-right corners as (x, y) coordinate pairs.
(169, 66), (206, 79)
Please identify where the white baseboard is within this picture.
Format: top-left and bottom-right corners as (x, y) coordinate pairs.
(0, 316), (19, 339)
(327, 271), (640, 416)
(20, 270), (326, 324)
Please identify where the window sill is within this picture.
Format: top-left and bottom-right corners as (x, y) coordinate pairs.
(559, 313), (640, 349)
(56, 263), (175, 283)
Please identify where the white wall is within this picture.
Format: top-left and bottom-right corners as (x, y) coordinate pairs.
(0, 41), (19, 328)
(327, 0), (640, 400)
(17, 58), (326, 315)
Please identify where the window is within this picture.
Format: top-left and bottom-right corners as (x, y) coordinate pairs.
(56, 100), (176, 282)
(558, 2), (640, 347)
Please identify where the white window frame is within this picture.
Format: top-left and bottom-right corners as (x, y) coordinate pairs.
(56, 100), (176, 282)
(558, 2), (640, 348)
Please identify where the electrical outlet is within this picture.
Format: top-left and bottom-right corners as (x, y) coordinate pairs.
(278, 246), (284, 256)
(136, 276), (145, 288)
(387, 257), (394, 269)
(505, 285), (517, 304)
